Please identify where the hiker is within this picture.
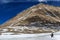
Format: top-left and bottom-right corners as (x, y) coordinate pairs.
(51, 33), (54, 38)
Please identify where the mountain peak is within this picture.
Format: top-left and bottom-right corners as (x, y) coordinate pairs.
(1, 3), (60, 27)
(0, 3), (60, 34)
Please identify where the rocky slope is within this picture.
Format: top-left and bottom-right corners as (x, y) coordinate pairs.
(0, 3), (60, 34)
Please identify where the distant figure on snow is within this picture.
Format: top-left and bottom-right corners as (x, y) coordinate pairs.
(51, 33), (54, 38)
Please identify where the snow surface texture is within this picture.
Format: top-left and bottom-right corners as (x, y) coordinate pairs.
(0, 32), (60, 40)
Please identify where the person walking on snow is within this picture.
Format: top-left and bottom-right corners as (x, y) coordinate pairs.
(51, 33), (54, 38)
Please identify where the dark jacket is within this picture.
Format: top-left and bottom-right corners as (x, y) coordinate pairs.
(51, 33), (53, 37)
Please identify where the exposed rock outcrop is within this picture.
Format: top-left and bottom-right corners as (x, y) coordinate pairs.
(0, 3), (60, 34)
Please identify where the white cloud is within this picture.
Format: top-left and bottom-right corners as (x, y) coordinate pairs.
(39, 0), (44, 2)
(38, 0), (47, 2)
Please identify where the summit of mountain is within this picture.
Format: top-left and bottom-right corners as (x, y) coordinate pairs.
(0, 3), (60, 34)
(1, 3), (60, 27)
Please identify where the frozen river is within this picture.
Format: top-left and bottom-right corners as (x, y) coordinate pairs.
(0, 32), (60, 40)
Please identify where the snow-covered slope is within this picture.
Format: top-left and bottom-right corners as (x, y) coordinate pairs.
(0, 32), (60, 40)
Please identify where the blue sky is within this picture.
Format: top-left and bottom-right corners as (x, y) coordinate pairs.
(0, 0), (60, 3)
